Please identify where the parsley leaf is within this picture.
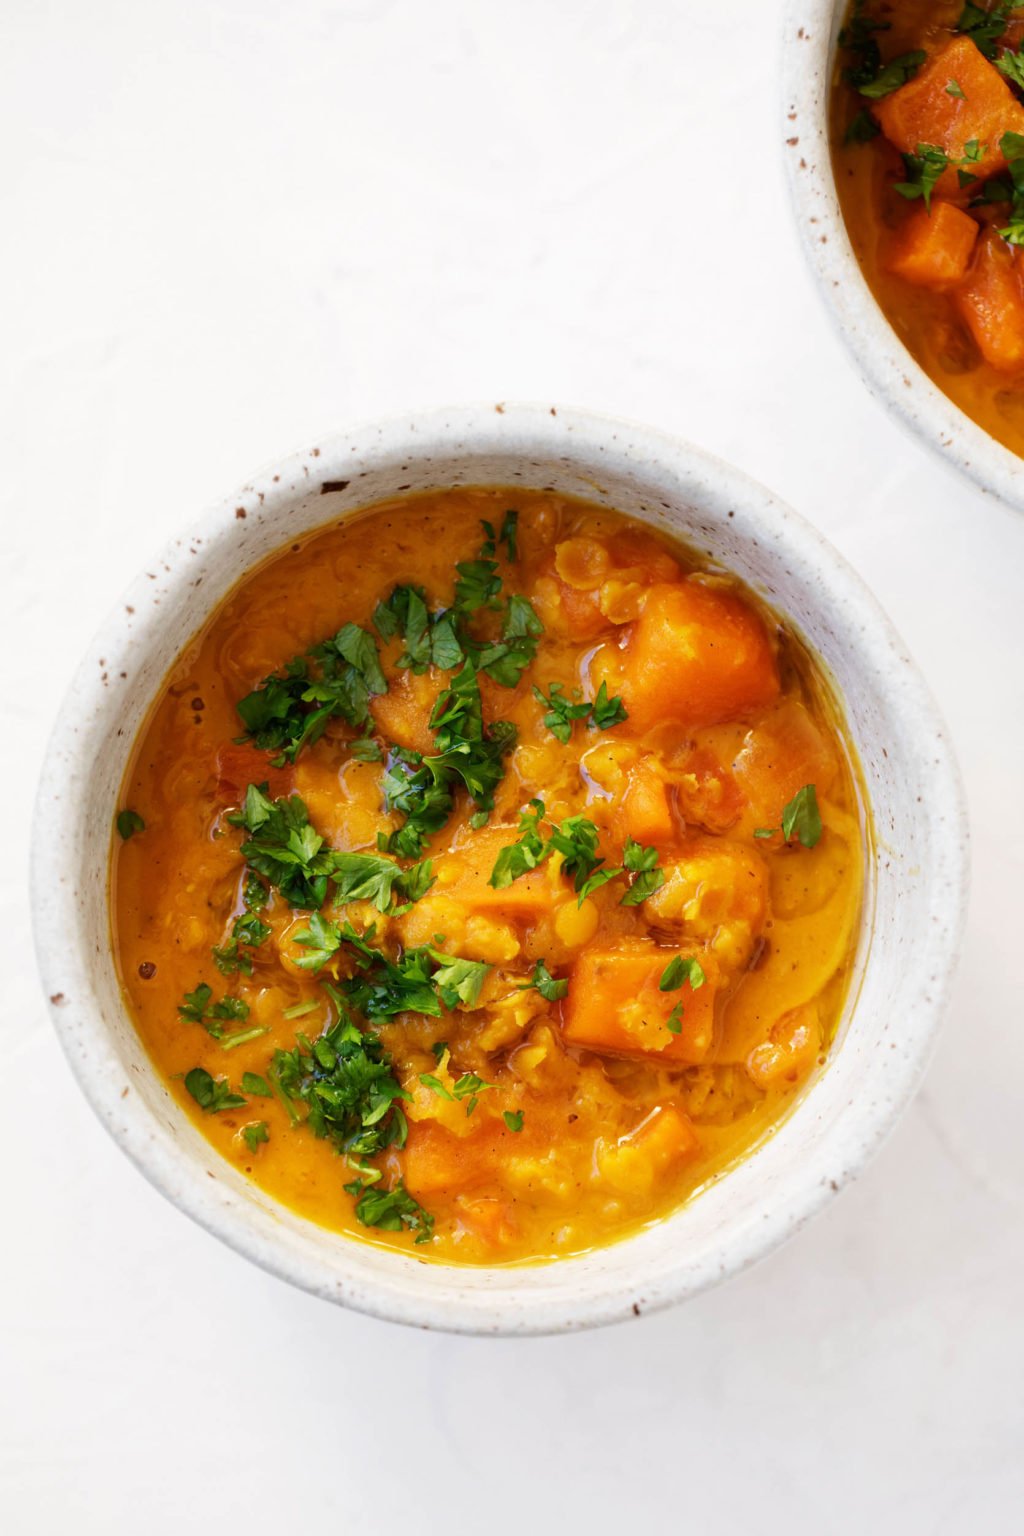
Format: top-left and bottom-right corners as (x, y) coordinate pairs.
(242, 1120), (269, 1151)
(184, 1067), (247, 1112)
(754, 784), (823, 848)
(999, 47), (1024, 90)
(858, 49), (926, 99)
(533, 683), (599, 744)
(894, 142), (955, 211)
(956, 2), (1024, 60)
(241, 1072), (273, 1096)
(177, 983), (250, 1038)
(430, 952), (491, 1009)
(212, 911), (271, 976)
(273, 1009), (410, 1159)
(620, 838), (665, 905)
(845, 107), (881, 144)
(665, 1002), (684, 1035)
(116, 809), (145, 840)
(236, 624), (386, 765)
(503, 1109), (525, 1132)
(519, 959), (568, 1001)
(344, 1177), (434, 1242)
(590, 681), (628, 730)
(659, 954), (707, 992)
(228, 784), (338, 908)
(331, 851), (435, 913)
(489, 799), (551, 888)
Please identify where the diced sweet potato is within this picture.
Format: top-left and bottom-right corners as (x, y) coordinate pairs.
(622, 757), (675, 845)
(596, 1105), (701, 1196)
(732, 700), (838, 828)
(875, 36), (1024, 195)
(954, 226), (1024, 371)
(455, 1195), (518, 1245)
(562, 944), (717, 1063)
(619, 581), (780, 733)
(887, 201), (978, 289)
(214, 742), (294, 804)
(433, 827), (557, 915)
(369, 669), (437, 754)
(402, 1122), (491, 1196)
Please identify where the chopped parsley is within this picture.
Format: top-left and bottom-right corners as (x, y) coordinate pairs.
(228, 784), (340, 908)
(344, 1177), (434, 1242)
(754, 783), (823, 848)
(184, 1067), (247, 1112)
(845, 108), (881, 145)
(241, 1071), (273, 1096)
(116, 809), (145, 840)
(331, 850), (435, 913)
(946, 78), (967, 98)
(242, 1120), (269, 1151)
(998, 47), (1024, 90)
(840, 1), (924, 98)
(212, 911), (271, 976)
(956, 2), (1024, 60)
(236, 623), (387, 766)
(503, 1110), (525, 1132)
(519, 958), (569, 1002)
(659, 954), (707, 992)
(894, 143), (959, 211)
(533, 679), (628, 743)
(177, 983), (250, 1037)
(489, 803), (663, 907)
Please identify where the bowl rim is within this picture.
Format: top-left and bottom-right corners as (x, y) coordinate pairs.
(30, 402), (970, 1334)
(781, 0), (1024, 517)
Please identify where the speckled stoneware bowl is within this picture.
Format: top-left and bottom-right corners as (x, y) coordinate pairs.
(783, 0), (1024, 515)
(30, 404), (968, 1335)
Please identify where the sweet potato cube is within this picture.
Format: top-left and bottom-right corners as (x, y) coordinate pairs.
(433, 828), (556, 916)
(955, 227), (1024, 371)
(596, 1106), (701, 1195)
(887, 201), (978, 289)
(619, 581), (779, 732)
(875, 36), (1024, 194)
(623, 757), (675, 845)
(402, 1122), (491, 1197)
(562, 945), (717, 1063)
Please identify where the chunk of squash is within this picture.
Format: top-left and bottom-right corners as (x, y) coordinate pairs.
(402, 1121), (491, 1196)
(622, 756), (675, 845)
(596, 1105), (700, 1195)
(954, 226), (1024, 371)
(731, 699), (838, 830)
(887, 201), (978, 289)
(618, 581), (779, 732)
(875, 36), (1024, 195)
(562, 944), (717, 1063)
(433, 827), (558, 916)
(214, 742), (294, 804)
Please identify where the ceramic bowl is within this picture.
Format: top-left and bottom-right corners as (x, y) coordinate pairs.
(782, 0), (1024, 515)
(30, 404), (968, 1335)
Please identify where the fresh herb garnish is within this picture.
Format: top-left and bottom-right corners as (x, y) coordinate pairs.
(946, 78), (967, 98)
(178, 983), (250, 1037)
(533, 680), (628, 743)
(184, 1067), (247, 1112)
(519, 958), (569, 1002)
(331, 850), (435, 913)
(212, 911), (272, 976)
(845, 108), (881, 144)
(273, 1009), (409, 1160)
(840, 1), (924, 97)
(956, 2), (1024, 61)
(343, 1177), (434, 1242)
(489, 799), (550, 888)
(503, 1109), (525, 1132)
(620, 838), (666, 905)
(236, 621), (387, 766)
(998, 47), (1024, 90)
(894, 143), (958, 211)
(228, 784), (339, 908)
(116, 809), (145, 840)
(242, 1120), (269, 1151)
(659, 954), (707, 992)
(241, 1071), (273, 1096)
(754, 784), (823, 849)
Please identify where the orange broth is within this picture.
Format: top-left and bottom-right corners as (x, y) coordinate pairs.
(112, 488), (865, 1265)
(832, 1), (1024, 457)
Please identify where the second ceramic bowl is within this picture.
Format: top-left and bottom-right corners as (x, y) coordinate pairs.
(31, 404), (968, 1333)
(783, 0), (1024, 516)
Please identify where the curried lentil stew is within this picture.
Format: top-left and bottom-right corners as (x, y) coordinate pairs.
(112, 488), (866, 1265)
(833, 0), (1024, 457)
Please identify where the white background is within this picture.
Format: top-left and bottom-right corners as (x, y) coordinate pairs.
(3, 2), (1023, 1531)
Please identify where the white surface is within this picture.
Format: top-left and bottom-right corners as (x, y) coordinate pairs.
(1, 0), (1021, 1529)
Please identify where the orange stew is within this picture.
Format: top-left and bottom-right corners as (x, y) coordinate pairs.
(112, 488), (865, 1265)
(832, 1), (1024, 455)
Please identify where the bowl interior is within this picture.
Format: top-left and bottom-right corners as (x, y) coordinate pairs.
(32, 406), (966, 1333)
